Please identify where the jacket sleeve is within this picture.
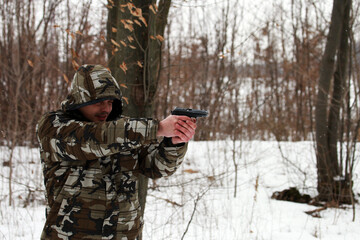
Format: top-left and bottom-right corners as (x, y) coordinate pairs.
(137, 137), (188, 179)
(36, 111), (158, 163)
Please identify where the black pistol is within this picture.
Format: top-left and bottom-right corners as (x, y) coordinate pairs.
(171, 107), (208, 118)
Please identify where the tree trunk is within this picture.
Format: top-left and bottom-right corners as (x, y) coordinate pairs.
(107, 1), (171, 238)
(315, 0), (351, 203)
(329, 0), (352, 204)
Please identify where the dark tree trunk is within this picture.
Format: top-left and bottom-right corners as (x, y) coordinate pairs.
(315, 0), (352, 203)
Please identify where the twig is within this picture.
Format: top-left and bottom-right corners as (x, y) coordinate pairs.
(181, 188), (210, 240)
(305, 207), (327, 218)
(147, 194), (183, 207)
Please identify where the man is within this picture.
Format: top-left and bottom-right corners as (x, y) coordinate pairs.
(36, 65), (196, 239)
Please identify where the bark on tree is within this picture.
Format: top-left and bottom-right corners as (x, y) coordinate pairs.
(107, 1), (171, 238)
(315, 0), (352, 203)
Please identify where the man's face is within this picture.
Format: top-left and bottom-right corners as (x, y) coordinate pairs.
(78, 100), (113, 122)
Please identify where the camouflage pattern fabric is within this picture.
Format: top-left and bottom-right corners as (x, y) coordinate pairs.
(36, 65), (187, 239)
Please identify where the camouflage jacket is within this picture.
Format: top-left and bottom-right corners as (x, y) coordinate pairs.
(36, 65), (187, 239)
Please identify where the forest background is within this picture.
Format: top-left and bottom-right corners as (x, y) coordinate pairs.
(0, 0), (360, 238)
(1, 0), (359, 144)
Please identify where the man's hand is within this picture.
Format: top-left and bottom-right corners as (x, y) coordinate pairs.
(157, 115), (197, 144)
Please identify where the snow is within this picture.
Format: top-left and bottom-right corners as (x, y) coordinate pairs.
(1, 141), (359, 240)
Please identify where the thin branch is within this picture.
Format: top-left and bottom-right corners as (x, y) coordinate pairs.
(181, 187), (210, 240)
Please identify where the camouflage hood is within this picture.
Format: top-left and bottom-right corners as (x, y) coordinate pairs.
(61, 64), (123, 120)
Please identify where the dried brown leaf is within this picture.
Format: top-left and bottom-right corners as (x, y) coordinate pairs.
(121, 19), (134, 32)
(207, 176), (216, 182)
(63, 73), (69, 84)
(156, 35), (164, 42)
(139, 16), (147, 27)
(111, 48), (119, 55)
(119, 61), (127, 74)
(128, 5), (147, 27)
(131, 8), (141, 17)
(70, 48), (79, 59)
(72, 60), (79, 70)
(149, 5), (157, 14)
(111, 39), (121, 48)
(27, 60), (34, 68)
(134, 19), (141, 27)
(127, 2), (135, 9)
(122, 96), (129, 104)
(120, 40), (127, 47)
(127, 36), (134, 42)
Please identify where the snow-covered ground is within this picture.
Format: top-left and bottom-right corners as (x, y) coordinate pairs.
(1, 141), (359, 239)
